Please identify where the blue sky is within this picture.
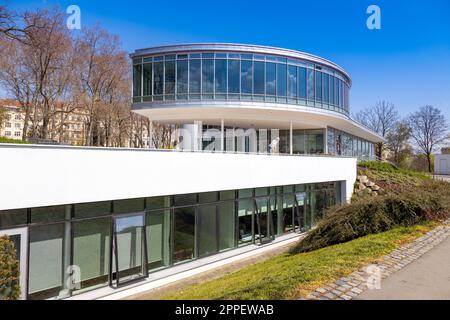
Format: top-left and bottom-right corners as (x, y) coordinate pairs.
(6, 0), (450, 118)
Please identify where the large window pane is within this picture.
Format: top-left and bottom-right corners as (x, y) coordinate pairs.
(74, 201), (111, 219)
(189, 59), (201, 94)
(173, 207), (196, 263)
(165, 60), (175, 95)
(228, 60), (240, 93)
(153, 61), (164, 95)
(28, 223), (66, 299)
(215, 59), (227, 94)
(113, 198), (145, 214)
(323, 73), (329, 103)
(266, 62), (276, 96)
(143, 63), (152, 96)
(292, 129), (305, 154)
(72, 217), (111, 291)
(253, 61), (265, 95)
(202, 59), (214, 93)
(176, 60), (188, 94)
(315, 71), (322, 102)
(133, 64), (142, 97)
(241, 60), (253, 94)
(173, 193), (197, 207)
(218, 201), (236, 251)
(307, 68), (314, 100)
(198, 205), (218, 257)
(298, 67), (307, 99)
(330, 76), (335, 105)
(306, 129), (324, 154)
(146, 209), (171, 270)
(31, 205), (66, 223)
(277, 63), (287, 97)
(288, 65), (297, 98)
(238, 200), (253, 245)
(334, 77), (339, 106)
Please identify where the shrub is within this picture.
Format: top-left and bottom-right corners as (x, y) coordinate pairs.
(0, 137), (28, 144)
(291, 181), (450, 254)
(0, 236), (21, 300)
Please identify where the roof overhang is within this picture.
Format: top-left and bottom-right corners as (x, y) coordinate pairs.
(132, 100), (384, 143)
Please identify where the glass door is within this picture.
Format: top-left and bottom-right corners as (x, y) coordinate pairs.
(110, 213), (148, 287)
(295, 192), (307, 232)
(0, 227), (28, 300)
(254, 197), (275, 244)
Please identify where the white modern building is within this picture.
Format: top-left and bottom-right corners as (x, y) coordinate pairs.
(0, 43), (383, 300)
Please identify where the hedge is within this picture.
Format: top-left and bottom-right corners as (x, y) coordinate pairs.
(0, 236), (21, 300)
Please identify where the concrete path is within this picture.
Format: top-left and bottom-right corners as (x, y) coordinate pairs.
(357, 236), (450, 300)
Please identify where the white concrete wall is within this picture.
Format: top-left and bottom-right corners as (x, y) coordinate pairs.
(435, 154), (450, 175)
(0, 144), (357, 210)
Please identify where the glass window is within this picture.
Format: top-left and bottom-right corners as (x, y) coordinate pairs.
(255, 187), (268, 196)
(113, 198), (145, 214)
(241, 60), (253, 94)
(147, 196), (170, 210)
(265, 62), (276, 96)
(153, 61), (164, 95)
(315, 71), (322, 102)
(199, 192), (218, 203)
(0, 209), (27, 228)
(323, 73), (329, 103)
(218, 201), (236, 251)
(238, 200), (253, 245)
(173, 207), (196, 263)
(133, 64), (142, 97)
(253, 61), (265, 95)
(292, 129), (305, 154)
(143, 63), (152, 96)
(198, 205), (218, 257)
(28, 223), (66, 299)
(288, 65), (297, 98)
(306, 129), (324, 154)
(277, 63), (287, 97)
(228, 59), (240, 93)
(176, 60), (188, 94)
(74, 201), (111, 219)
(239, 188), (253, 198)
(330, 76), (335, 105)
(173, 193), (197, 207)
(31, 205), (66, 223)
(334, 77), (339, 106)
(72, 217), (111, 291)
(215, 59), (227, 94)
(298, 67), (307, 99)
(164, 60), (175, 95)
(146, 209), (171, 270)
(220, 190), (235, 201)
(189, 59), (201, 93)
(202, 59), (214, 93)
(307, 69), (314, 100)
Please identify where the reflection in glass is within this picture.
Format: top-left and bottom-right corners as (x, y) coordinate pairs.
(307, 68), (314, 100)
(189, 59), (201, 94)
(173, 207), (196, 263)
(198, 205), (218, 257)
(153, 62), (163, 95)
(241, 60), (253, 94)
(146, 210), (171, 270)
(288, 65), (297, 98)
(143, 63), (152, 96)
(253, 61), (265, 95)
(315, 71), (322, 102)
(265, 62), (276, 96)
(202, 59), (214, 93)
(176, 60), (188, 94)
(323, 73), (329, 103)
(238, 200), (253, 245)
(277, 63), (287, 97)
(228, 60), (240, 93)
(215, 59), (227, 94)
(165, 60), (175, 95)
(218, 202), (236, 251)
(298, 67), (307, 99)
(133, 64), (142, 97)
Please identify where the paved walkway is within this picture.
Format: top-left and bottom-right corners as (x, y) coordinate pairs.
(305, 222), (450, 300)
(357, 236), (450, 300)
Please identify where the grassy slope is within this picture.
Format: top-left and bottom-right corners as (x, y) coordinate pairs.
(164, 223), (436, 300)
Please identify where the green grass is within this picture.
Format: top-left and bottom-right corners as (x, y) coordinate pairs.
(163, 222), (437, 300)
(0, 137), (28, 144)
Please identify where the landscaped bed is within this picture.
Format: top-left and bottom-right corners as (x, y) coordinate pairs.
(162, 223), (438, 300)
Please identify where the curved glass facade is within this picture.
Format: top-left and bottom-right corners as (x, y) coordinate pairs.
(132, 51), (351, 116)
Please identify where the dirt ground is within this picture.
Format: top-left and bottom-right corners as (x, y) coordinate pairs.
(126, 241), (298, 300)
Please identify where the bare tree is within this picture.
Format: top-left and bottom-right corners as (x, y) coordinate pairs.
(408, 105), (448, 173)
(355, 100), (399, 159)
(386, 121), (411, 165)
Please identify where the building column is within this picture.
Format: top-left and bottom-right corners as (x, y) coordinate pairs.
(220, 119), (224, 152)
(290, 122), (293, 155)
(149, 120), (153, 149)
